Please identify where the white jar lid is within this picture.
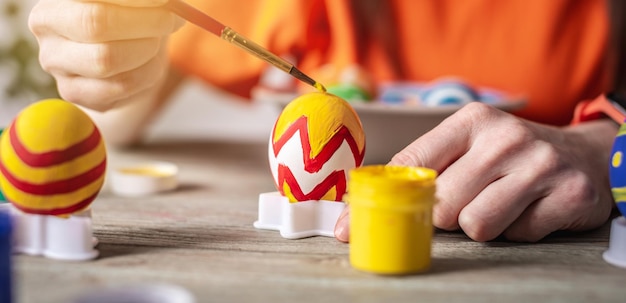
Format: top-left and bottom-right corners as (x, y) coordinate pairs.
(110, 162), (179, 197)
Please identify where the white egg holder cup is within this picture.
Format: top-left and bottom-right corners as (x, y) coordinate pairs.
(603, 216), (626, 269)
(253, 191), (346, 239)
(0, 203), (98, 261)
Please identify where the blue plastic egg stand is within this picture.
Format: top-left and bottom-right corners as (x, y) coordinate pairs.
(0, 128), (12, 301)
(0, 210), (12, 303)
(605, 122), (626, 268)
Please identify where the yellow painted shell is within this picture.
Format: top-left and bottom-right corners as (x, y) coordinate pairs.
(0, 99), (106, 215)
(268, 92), (365, 202)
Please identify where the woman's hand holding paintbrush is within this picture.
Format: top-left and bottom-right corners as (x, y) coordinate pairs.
(29, 0), (184, 111)
(29, 0), (324, 112)
(28, 0), (188, 146)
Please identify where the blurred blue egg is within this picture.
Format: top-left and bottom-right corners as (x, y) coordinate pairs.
(421, 79), (479, 107)
(379, 82), (423, 105)
(609, 123), (626, 216)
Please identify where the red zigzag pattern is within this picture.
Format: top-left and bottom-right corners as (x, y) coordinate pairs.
(0, 120), (106, 215)
(271, 116), (365, 201)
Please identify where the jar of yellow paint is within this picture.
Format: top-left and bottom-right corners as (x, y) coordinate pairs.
(347, 165), (437, 275)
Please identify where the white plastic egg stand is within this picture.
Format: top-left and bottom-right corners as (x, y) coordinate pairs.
(254, 192), (345, 239)
(604, 216), (626, 268)
(255, 134), (353, 239)
(0, 203), (98, 261)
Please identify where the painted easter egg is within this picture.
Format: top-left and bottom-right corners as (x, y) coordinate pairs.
(338, 65), (377, 100)
(269, 92), (366, 202)
(422, 78), (479, 107)
(0, 99), (106, 215)
(609, 123), (626, 216)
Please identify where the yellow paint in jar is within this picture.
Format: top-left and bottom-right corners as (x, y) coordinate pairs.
(347, 165), (437, 275)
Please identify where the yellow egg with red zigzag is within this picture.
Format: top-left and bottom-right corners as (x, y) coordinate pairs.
(269, 92), (366, 202)
(0, 99), (106, 215)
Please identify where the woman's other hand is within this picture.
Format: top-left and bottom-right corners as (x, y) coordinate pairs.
(335, 102), (617, 242)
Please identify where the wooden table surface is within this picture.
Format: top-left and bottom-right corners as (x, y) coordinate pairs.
(14, 141), (626, 303)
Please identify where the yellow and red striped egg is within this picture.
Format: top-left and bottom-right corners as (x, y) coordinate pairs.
(0, 99), (106, 215)
(269, 92), (365, 202)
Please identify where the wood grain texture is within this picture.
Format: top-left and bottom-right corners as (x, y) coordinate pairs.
(14, 141), (626, 303)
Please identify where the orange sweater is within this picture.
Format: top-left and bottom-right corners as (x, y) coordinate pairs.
(169, 0), (611, 125)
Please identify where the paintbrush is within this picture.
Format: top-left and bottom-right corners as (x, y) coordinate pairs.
(164, 0), (326, 92)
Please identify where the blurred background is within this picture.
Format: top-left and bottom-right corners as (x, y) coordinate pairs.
(0, 0), (57, 126)
(0, 0), (279, 143)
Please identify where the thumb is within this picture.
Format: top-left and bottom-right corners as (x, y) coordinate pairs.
(334, 206), (350, 242)
(389, 107), (475, 171)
